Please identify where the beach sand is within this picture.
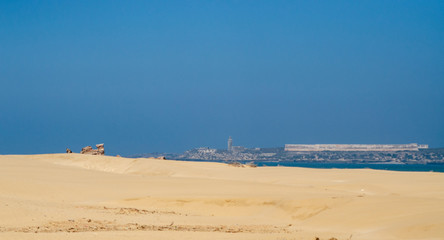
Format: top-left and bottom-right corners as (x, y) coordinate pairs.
(0, 154), (443, 240)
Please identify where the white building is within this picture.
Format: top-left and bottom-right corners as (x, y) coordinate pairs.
(284, 143), (428, 152)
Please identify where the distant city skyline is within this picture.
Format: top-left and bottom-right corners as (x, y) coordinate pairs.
(198, 136), (430, 152)
(1, 1), (443, 155)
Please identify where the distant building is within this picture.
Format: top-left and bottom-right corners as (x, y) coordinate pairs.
(231, 146), (246, 152)
(284, 143), (428, 152)
(228, 136), (233, 151)
(196, 147), (217, 154)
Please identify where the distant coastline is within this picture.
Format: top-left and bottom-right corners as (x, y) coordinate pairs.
(131, 139), (443, 164)
(130, 147), (444, 165)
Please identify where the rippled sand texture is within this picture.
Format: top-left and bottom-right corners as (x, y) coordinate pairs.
(1, 154), (443, 240)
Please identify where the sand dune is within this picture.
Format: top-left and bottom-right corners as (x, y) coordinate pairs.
(0, 154), (443, 240)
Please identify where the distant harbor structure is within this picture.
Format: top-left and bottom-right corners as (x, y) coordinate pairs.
(228, 136), (233, 151)
(285, 143), (429, 152)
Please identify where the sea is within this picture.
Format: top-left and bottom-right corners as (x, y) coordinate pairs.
(179, 159), (444, 173)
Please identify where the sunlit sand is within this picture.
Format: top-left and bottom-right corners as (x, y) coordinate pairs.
(1, 154), (443, 239)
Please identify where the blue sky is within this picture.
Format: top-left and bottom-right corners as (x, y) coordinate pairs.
(1, 1), (443, 155)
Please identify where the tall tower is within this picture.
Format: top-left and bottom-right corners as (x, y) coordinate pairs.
(228, 136), (233, 151)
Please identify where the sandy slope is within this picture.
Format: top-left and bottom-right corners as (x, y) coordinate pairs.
(0, 154), (443, 240)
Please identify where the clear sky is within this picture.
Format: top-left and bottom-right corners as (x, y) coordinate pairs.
(1, 1), (443, 155)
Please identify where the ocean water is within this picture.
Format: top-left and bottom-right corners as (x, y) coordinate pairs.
(179, 159), (444, 173)
(256, 162), (444, 173)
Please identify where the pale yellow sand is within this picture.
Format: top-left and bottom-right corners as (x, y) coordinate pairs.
(0, 154), (443, 240)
